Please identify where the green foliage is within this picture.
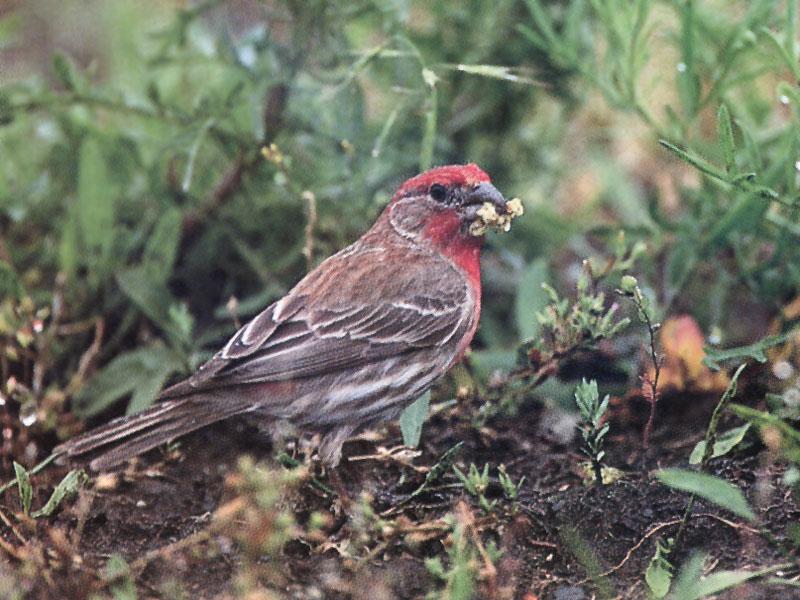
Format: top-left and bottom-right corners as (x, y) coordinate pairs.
(657, 469), (756, 522)
(424, 514), (479, 600)
(408, 442), (464, 501)
(574, 378), (610, 486)
(12, 462), (32, 516)
(520, 0), (800, 322)
(103, 555), (136, 600)
(400, 391), (430, 448)
(497, 464), (524, 502)
(645, 538), (674, 599)
(0, 0), (553, 421)
(702, 332), (795, 371)
(32, 469), (87, 519)
(689, 423), (751, 465)
(669, 553), (787, 600)
(453, 463), (495, 513)
(8, 461), (86, 519)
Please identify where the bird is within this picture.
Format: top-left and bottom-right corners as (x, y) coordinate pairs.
(55, 163), (518, 471)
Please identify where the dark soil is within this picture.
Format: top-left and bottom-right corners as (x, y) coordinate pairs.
(2, 388), (799, 599)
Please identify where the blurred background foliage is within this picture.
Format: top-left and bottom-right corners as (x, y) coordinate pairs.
(0, 0), (799, 457)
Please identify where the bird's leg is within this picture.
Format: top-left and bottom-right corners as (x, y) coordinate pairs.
(325, 467), (352, 515)
(318, 426), (357, 513)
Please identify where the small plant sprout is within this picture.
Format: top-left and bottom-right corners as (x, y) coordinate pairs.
(618, 275), (662, 450)
(498, 464), (524, 502)
(574, 379), (610, 487)
(453, 463), (496, 513)
(425, 513), (478, 600)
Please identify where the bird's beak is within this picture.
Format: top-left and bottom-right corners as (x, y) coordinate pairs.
(465, 182), (507, 211)
(462, 182), (507, 222)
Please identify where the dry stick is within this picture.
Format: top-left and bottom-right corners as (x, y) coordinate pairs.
(129, 529), (212, 574)
(0, 533), (24, 561)
(67, 318), (104, 396)
(0, 506), (27, 544)
(301, 190), (318, 272)
(575, 512), (760, 585)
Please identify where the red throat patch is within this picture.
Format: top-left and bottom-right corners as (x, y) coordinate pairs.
(423, 210), (483, 289)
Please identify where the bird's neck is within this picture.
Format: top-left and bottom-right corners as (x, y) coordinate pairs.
(422, 210), (483, 290)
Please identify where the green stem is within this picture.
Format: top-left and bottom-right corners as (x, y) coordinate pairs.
(0, 452), (59, 496)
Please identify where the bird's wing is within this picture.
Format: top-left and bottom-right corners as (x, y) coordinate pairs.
(161, 243), (474, 396)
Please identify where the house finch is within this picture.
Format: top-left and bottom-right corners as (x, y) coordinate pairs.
(56, 164), (519, 471)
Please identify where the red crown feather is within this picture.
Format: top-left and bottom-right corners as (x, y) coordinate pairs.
(393, 163), (491, 199)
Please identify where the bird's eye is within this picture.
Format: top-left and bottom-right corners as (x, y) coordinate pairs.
(429, 183), (447, 202)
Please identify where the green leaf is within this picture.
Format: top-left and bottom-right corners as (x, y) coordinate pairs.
(677, 0), (700, 117)
(77, 137), (116, 265)
(672, 556), (785, 600)
(104, 554), (137, 600)
(703, 331), (793, 370)
(371, 106), (400, 159)
(717, 104), (736, 173)
(400, 391), (430, 448)
(32, 470), (87, 518)
(13, 462), (32, 516)
(142, 208), (182, 282)
(515, 258), (550, 340)
(523, 0), (560, 50)
(447, 64), (536, 84)
(729, 404), (800, 445)
(657, 469), (756, 521)
(53, 52), (85, 93)
(645, 539), (673, 598)
(126, 365), (175, 415)
(670, 553), (707, 600)
(74, 345), (184, 417)
(689, 424), (751, 465)
(116, 267), (175, 334)
(659, 140), (724, 181)
(410, 442), (463, 499)
(687, 569), (772, 599)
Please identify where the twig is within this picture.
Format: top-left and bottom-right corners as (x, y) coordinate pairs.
(0, 505), (27, 544)
(129, 529), (212, 573)
(575, 512), (759, 585)
(181, 153), (254, 240)
(0, 533), (24, 560)
(636, 302), (661, 450)
(67, 318), (104, 396)
(301, 191), (317, 272)
(576, 518), (681, 585)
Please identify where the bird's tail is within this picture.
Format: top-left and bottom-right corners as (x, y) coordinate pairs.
(54, 392), (251, 472)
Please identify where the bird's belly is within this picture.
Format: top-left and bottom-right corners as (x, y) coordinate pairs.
(275, 355), (444, 430)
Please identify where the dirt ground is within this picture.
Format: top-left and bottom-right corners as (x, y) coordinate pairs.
(1, 379), (799, 599)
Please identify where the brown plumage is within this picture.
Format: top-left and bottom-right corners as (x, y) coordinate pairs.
(55, 164), (511, 471)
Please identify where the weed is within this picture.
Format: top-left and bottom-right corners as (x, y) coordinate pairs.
(574, 379), (610, 487)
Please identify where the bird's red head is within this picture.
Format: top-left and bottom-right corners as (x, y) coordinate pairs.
(391, 163), (492, 201)
(381, 163), (508, 286)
